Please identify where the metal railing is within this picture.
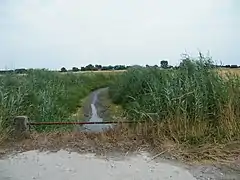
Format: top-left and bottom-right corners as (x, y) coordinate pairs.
(27, 121), (143, 126)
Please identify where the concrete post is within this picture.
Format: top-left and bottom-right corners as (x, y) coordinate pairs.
(13, 116), (30, 139)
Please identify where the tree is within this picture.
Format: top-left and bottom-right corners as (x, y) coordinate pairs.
(95, 65), (102, 70)
(114, 65), (126, 70)
(160, 60), (168, 69)
(60, 67), (67, 72)
(85, 64), (95, 71)
(15, 68), (27, 74)
(101, 66), (107, 71)
(107, 65), (114, 70)
(80, 67), (86, 71)
(0, 70), (14, 74)
(230, 65), (238, 68)
(72, 67), (79, 72)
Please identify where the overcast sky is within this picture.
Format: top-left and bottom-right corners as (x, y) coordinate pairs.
(0, 0), (239, 70)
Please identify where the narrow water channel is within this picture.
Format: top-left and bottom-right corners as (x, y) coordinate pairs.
(81, 88), (112, 132)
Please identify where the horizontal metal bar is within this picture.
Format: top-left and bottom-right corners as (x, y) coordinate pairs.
(27, 121), (143, 126)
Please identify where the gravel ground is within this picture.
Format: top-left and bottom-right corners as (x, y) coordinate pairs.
(0, 150), (196, 180)
(189, 165), (240, 180)
(0, 149), (239, 180)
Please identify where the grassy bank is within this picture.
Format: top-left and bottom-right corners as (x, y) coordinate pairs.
(0, 70), (115, 142)
(109, 56), (240, 147)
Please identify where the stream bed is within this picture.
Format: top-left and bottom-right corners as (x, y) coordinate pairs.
(80, 87), (113, 132)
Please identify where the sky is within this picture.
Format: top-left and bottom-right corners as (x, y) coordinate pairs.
(0, 0), (239, 70)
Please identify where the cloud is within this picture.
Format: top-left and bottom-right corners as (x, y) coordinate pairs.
(0, 0), (238, 69)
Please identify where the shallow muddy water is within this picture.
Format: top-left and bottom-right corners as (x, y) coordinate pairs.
(81, 87), (113, 132)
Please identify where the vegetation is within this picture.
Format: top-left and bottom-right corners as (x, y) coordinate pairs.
(60, 67), (67, 72)
(0, 70), (114, 142)
(160, 60), (169, 69)
(1, 54), (240, 162)
(109, 55), (240, 145)
(80, 64), (128, 71)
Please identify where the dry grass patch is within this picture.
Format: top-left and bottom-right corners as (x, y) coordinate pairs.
(218, 68), (240, 77)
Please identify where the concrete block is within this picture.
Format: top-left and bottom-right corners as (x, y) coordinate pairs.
(13, 116), (30, 139)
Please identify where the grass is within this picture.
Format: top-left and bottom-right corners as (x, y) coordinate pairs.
(1, 56), (240, 164)
(109, 56), (240, 148)
(0, 69), (115, 143)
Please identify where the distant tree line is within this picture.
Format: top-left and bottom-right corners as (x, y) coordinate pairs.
(0, 68), (28, 74)
(157, 60), (240, 70)
(60, 64), (129, 72)
(0, 61), (239, 74)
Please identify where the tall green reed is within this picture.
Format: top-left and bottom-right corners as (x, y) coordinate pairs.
(0, 70), (113, 138)
(109, 56), (240, 143)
